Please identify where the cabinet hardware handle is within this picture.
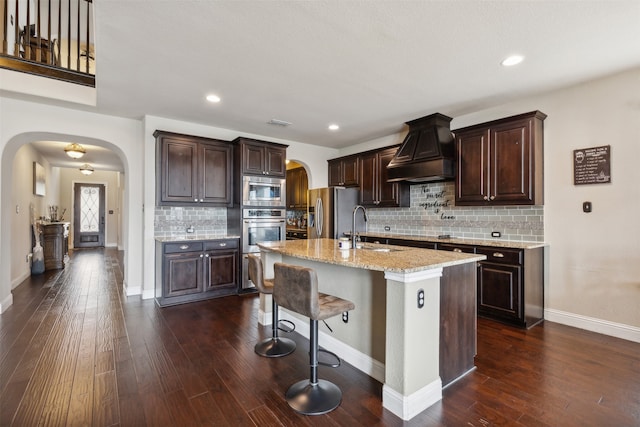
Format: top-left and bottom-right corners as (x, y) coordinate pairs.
(199, 254), (204, 258)
(490, 196), (495, 200)
(205, 254), (210, 257)
(179, 245), (189, 250)
(453, 248), (462, 253)
(219, 243), (227, 247)
(200, 199), (204, 202)
(483, 196), (489, 201)
(493, 252), (504, 258)
(194, 198), (198, 202)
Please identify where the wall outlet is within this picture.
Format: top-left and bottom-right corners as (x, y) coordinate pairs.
(342, 311), (349, 323)
(491, 231), (501, 238)
(384, 226), (391, 231)
(26, 253), (32, 263)
(417, 289), (424, 309)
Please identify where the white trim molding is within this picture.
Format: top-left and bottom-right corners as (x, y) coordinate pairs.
(382, 379), (442, 421)
(384, 267), (443, 283)
(545, 308), (640, 343)
(0, 292), (14, 313)
(280, 311), (386, 383)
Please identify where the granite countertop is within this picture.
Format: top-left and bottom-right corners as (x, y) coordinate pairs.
(355, 232), (546, 250)
(258, 238), (485, 273)
(155, 234), (240, 242)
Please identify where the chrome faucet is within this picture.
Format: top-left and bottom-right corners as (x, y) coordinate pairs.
(352, 205), (368, 248)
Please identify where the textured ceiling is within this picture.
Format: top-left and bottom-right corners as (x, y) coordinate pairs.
(30, 1), (640, 170)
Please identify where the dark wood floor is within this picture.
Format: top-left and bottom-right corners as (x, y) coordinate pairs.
(1, 248), (639, 426)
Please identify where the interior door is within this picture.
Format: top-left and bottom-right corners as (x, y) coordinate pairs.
(73, 183), (105, 248)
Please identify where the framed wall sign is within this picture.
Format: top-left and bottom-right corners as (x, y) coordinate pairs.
(573, 145), (611, 185)
(33, 162), (46, 196)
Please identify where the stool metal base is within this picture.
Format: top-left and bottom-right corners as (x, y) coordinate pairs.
(285, 379), (342, 415)
(254, 337), (296, 358)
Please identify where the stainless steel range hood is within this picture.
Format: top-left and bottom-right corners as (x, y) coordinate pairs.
(386, 113), (455, 183)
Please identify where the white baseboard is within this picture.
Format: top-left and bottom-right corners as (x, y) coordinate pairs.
(279, 311), (386, 383)
(0, 292), (14, 313)
(122, 280), (142, 297)
(382, 380), (442, 421)
(545, 308), (640, 343)
(12, 270), (31, 289)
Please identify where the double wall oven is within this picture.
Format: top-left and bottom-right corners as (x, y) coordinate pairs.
(240, 176), (287, 290)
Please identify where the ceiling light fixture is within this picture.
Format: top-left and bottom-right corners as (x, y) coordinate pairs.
(501, 55), (524, 67)
(64, 143), (86, 159)
(268, 118), (292, 127)
(328, 124), (340, 131)
(79, 163), (94, 175)
(206, 94), (221, 103)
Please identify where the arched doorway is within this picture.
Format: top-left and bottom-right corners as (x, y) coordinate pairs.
(0, 132), (129, 312)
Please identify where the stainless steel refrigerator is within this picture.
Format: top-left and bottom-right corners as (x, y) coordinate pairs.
(307, 187), (365, 239)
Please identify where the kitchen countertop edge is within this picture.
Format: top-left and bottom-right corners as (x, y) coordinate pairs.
(155, 235), (241, 242)
(258, 238), (485, 274)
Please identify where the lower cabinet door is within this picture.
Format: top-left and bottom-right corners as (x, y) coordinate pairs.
(204, 250), (237, 292)
(164, 252), (204, 297)
(478, 262), (522, 322)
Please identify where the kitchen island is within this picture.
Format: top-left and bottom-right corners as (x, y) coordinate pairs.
(257, 238), (485, 420)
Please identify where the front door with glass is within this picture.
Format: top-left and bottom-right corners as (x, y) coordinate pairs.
(73, 183), (105, 248)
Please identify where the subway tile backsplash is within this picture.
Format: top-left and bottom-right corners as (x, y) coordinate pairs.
(154, 182), (543, 242)
(365, 182), (544, 242)
(154, 206), (228, 238)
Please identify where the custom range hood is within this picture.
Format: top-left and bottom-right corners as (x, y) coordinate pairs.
(387, 113), (455, 183)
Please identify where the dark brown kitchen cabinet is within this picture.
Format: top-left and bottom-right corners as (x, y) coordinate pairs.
(328, 155), (360, 187)
(237, 138), (287, 177)
(156, 239), (239, 307)
(286, 167), (308, 209)
(476, 246), (543, 328)
(155, 130), (233, 207)
(359, 146), (409, 207)
(454, 111), (546, 206)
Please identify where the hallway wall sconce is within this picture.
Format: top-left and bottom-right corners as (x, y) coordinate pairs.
(79, 163), (94, 175)
(64, 143), (86, 159)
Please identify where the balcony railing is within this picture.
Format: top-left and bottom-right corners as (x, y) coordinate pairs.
(0, 0), (95, 87)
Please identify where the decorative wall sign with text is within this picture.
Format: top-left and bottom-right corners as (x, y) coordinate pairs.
(419, 186), (455, 220)
(573, 145), (611, 185)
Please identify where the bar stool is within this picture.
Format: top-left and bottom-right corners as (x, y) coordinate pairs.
(247, 254), (296, 357)
(273, 262), (355, 415)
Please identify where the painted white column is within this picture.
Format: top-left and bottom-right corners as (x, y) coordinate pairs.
(382, 268), (443, 421)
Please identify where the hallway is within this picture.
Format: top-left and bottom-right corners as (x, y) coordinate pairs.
(1, 249), (639, 426)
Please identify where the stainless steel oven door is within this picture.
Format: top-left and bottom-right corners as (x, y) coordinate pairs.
(242, 175), (286, 207)
(242, 218), (286, 254)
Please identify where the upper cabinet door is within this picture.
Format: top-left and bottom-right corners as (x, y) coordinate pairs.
(200, 142), (233, 205)
(455, 128), (490, 205)
(159, 136), (199, 204)
(490, 119), (532, 204)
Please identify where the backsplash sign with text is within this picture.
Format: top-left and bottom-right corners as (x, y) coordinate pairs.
(418, 185), (455, 220)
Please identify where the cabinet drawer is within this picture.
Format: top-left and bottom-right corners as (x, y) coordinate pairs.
(164, 242), (204, 253)
(439, 243), (475, 254)
(204, 239), (238, 250)
(476, 247), (522, 265)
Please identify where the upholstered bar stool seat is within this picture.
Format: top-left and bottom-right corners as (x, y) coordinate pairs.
(274, 262), (355, 415)
(247, 254), (296, 357)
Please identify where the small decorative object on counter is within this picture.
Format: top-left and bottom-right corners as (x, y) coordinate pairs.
(338, 237), (351, 250)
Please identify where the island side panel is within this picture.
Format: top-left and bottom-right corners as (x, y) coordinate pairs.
(440, 262), (477, 386)
(279, 254), (388, 364)
(383, 270), (442, 416)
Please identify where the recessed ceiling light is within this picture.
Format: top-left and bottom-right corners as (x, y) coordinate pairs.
(206, 94), (221, 103)
(328, 124), (340, 131)
(501, 55), (524, 67)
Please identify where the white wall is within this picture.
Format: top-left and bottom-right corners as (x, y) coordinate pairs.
(10, 144), (58, 288)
